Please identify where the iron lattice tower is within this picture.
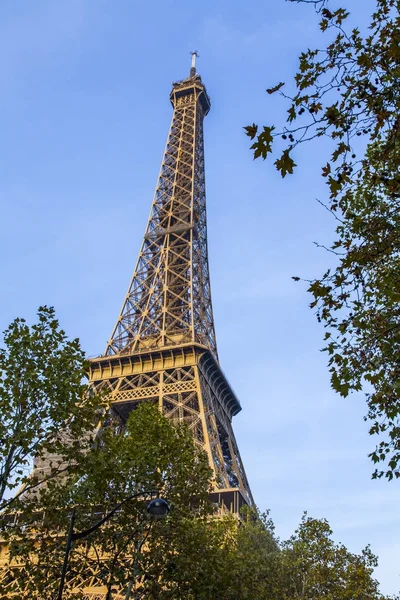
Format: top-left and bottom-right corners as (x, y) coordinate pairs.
(90, 57), (253, 510)
(0, 57), (255, 600)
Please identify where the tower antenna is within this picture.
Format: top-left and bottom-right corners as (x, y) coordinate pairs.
(190, 50), (199, 77)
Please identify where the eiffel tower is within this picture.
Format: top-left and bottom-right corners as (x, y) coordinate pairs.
(90, 53), (253, 512)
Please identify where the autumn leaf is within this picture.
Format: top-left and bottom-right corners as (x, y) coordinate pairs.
(250, 125), (275, 159)
(243, 123), (258, 139)
(274, 149), (297, 177)
(266, 81), (285, 94)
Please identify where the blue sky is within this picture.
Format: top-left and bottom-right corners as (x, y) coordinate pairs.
(1, 0), (399, 594)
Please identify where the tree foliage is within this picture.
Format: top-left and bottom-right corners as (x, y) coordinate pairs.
(1, 403), (214, 598)
(0, 311), (394, 597)
(1, 403), (393, 599)
(280, 514), (386, 600)
(0, 306), (102, 508)
(246, 0), (400, 479)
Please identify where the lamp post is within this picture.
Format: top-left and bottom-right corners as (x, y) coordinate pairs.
(57, 491), (170, 600)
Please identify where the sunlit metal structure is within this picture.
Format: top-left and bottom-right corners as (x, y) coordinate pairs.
(90, 55), (253, 509)
(0, 56), (254, 599)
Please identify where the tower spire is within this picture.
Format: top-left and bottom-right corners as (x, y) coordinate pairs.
(104, 66), (214, 358)
(190, 50), (199, 77)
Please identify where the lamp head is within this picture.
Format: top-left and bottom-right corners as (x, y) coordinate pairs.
(146, 497), (170, 518)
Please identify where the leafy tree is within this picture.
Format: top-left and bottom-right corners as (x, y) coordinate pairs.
(137, 509), (395, 600)
(1, 403), (392, 599)
(245, 0), (400, 479)
(279, 514), (387, 600)
(145, 507), (279, 600)
(1, 403), (214, 598)
(0, 312), (393, 598)
(0, 306), (102, 508)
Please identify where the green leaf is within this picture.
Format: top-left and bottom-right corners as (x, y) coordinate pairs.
(332, 142), (350, 162)
(321, 163), (331, 177)
(287, 106), (297, 122)
(274, 149), (297, 177)
(243, 123), (258, 140)
(266, 81), (285, 94)
(251, 126), (275, 160)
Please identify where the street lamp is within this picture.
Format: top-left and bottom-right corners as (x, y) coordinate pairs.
(146, 497), (170, 518)
(57, 490), (170, 600)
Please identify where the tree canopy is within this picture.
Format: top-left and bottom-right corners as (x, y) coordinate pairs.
(1, 402), (213, 598)
(246, 0), (400, 479)
(1, 402), (392, 599)
(279, 514), (386, 600)
(0, 306), (102, 508)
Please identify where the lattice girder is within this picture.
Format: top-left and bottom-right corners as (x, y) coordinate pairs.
(90, 345), (252, 505)
(105, 74), (217, 359)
